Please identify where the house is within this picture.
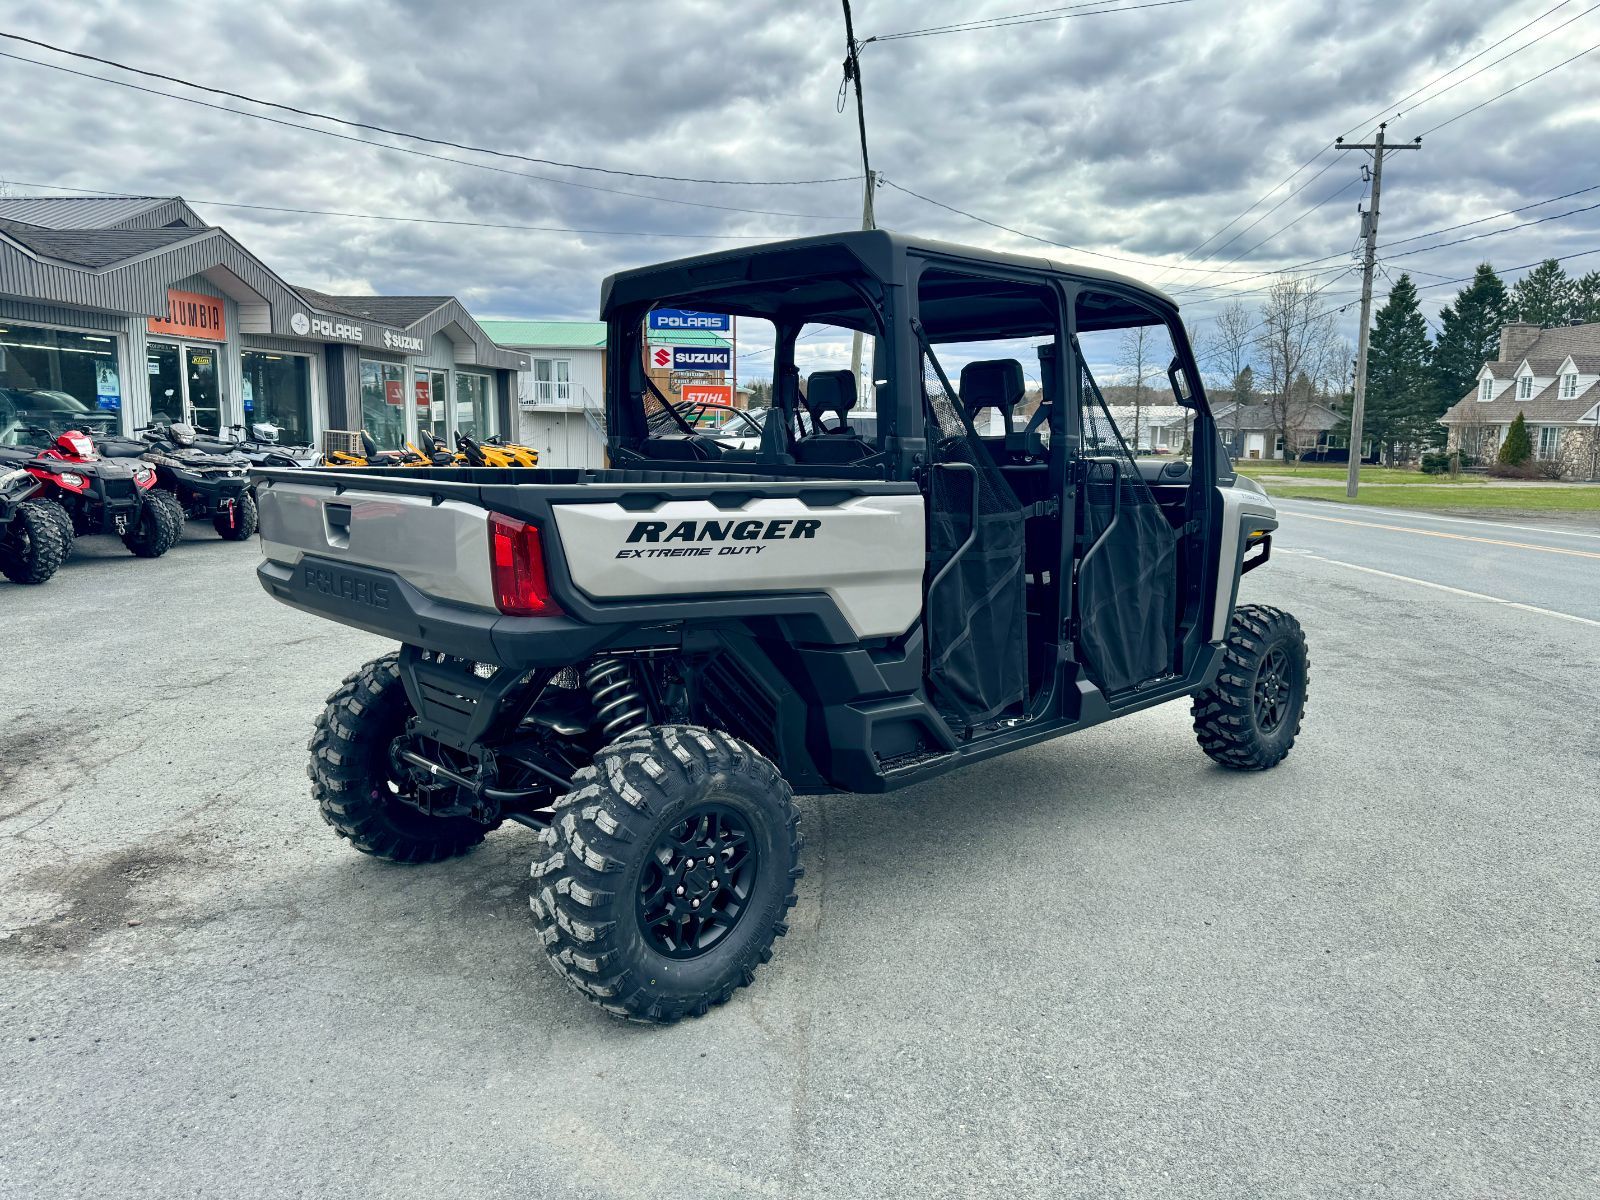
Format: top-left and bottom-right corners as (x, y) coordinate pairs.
(1210, 399), (1346, 461)
(1440, 320), (1600, 477)
(478, 320), (608, 469)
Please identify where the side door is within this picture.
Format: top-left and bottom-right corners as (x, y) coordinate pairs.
(1067, 288), (1196, 697)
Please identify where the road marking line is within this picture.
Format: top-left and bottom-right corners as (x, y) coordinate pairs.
(1288, 510), (1600, 560)
(1275, 498), (1600, 541)
(1293, 552), (1600, 629)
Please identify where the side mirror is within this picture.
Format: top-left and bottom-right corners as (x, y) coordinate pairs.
(1168, 356), (1196, 409)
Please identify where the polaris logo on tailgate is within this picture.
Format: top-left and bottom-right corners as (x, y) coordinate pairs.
(302, 563), (391, 610)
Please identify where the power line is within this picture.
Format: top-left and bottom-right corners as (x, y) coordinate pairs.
(1153, 0), (1586, 286)
(1347, 0), (1590, 132)
(1171, 160), (1353, 288)
(0, 180), (804, 241)
(868, 0), (1201, 42)
(0, 29), (859, 189)
(1412, 38), (1600, 136)
(878, 177), (1273, 274)
(0, 49), (851, 222)
(1175, 183), (1600, 300)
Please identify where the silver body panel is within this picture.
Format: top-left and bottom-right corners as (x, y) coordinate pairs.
(551, 495), (926, 640)
(257, 481), (497, 610)
(1211, 480), (1279, 641)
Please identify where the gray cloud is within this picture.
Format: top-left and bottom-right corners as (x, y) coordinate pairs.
(3, 0), (1598, 376)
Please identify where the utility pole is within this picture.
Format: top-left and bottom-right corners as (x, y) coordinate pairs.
(841, 0), (876, 405)
(1336, 123), (1419, 498)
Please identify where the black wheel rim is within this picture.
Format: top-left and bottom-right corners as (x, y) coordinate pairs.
(1254, 645), (1294, 733)
(637, 803), (758, 959)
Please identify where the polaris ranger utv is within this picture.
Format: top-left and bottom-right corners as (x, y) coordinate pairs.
(254, 232), (1304, 1024)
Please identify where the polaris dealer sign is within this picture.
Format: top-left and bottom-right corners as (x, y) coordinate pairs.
(649, 345), (732, 372)
(648, 309), (732, 333)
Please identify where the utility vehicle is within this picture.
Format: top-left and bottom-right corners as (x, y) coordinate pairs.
(254, 232), (1306, 1024)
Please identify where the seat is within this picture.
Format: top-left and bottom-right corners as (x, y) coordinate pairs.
(959, 359), (1044, 462)
(792, 370), (875, 465)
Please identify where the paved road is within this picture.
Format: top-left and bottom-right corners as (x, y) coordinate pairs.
(2, 514), (1596, 1199)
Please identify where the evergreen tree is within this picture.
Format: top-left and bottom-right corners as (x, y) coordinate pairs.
(1433, 264), (1508, 406)
(1575, 271), (1600, 324)
(1510, 258), (1575, 327)
(1499, 410), (1532, 465)
(1363, 273), (1433, 463)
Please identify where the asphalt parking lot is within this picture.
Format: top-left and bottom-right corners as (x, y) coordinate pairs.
(3, 516), (1597, 1199)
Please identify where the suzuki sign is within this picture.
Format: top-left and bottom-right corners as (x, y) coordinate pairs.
(649, 345), (731, 372)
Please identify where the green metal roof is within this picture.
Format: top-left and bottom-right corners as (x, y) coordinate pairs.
(478, 320), (606, 349)
(479, 319), (731, 350)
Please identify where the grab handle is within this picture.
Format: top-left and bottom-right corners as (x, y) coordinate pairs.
(926, 461), (980, 599)
(1078, 458), (1122, 573)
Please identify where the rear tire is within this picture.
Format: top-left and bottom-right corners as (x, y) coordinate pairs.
(213, 491), (258, 540)
(1192, 604), (1309, 770)
(530, 725), (803, 1024)
(308, 653), (492, 863)
(122, 490), (184, 558)
(0, 502), (67, 585)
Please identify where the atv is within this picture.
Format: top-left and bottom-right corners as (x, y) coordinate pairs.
(98, 422), (256, 541)
(0, 466), (69, 585)
(254, 231), (1306, 1024)
(0, 428), (181, 559)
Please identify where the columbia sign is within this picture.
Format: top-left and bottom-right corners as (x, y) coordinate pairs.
(655, 346), (731, 372)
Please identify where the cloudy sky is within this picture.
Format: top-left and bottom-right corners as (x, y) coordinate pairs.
(2, 0), (1598, 382)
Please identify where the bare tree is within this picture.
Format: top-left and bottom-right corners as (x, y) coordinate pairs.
(1255, 277), (1341, 461)
(1117, 325), (1159, 451)
(1202, 300), (1255, 451)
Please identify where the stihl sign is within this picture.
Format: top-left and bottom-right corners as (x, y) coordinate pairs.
(649, 345), (731, 372)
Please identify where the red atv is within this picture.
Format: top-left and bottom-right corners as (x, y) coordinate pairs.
(0, 429), (183, 559)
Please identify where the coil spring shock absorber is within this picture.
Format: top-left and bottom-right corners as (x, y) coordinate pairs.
(584, 656), (649, 742)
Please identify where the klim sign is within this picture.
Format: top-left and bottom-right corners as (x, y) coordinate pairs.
(649, 345), (732, 372)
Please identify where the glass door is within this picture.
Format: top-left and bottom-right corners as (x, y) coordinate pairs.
(184, 346), (221, 431)
(148, 342), (184, 427)
(418, 369), (449, 440)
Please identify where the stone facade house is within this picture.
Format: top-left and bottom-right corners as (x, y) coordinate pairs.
(1440, 320), (1600, 478)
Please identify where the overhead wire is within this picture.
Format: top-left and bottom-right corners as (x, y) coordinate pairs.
(868, 0), (1202, 42)
(0, 181), (805, 240)
(0, 49), (852, 222)
(0, 29), (859, 187)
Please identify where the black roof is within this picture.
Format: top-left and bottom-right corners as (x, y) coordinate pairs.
(601, 228), (1175, 329)
(295, 290), (451, 326)
(0, 217), (207, 269)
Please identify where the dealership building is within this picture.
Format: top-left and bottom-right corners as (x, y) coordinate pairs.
(0, 195), (527, 451)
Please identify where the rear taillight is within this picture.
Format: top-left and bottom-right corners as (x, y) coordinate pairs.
(487, 513), (561, 616)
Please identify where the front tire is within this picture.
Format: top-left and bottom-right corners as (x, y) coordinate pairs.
(531, 726), (803, 1024)
(1192, 604), (1309, 770)
(0, 502), (68, 585)
(308, 653), (492, 863)
(213, 491), (258, 540)
(40, 500), (76, 561)
(122, 490), (184, 558)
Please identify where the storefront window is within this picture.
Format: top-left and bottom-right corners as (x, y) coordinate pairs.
(0, 322), (121, 444)
(359, 359), (407, 449)
(457, 372), (491, 438)
(243, 351), (312, 446)
(417, 369), (448, 440)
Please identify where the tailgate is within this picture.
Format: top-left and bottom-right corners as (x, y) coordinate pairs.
(257, 479), (495, 611)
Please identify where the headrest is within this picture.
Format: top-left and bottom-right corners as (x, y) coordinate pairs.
(804, 370), (857, 424)
(960, 359), (1026, 421)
